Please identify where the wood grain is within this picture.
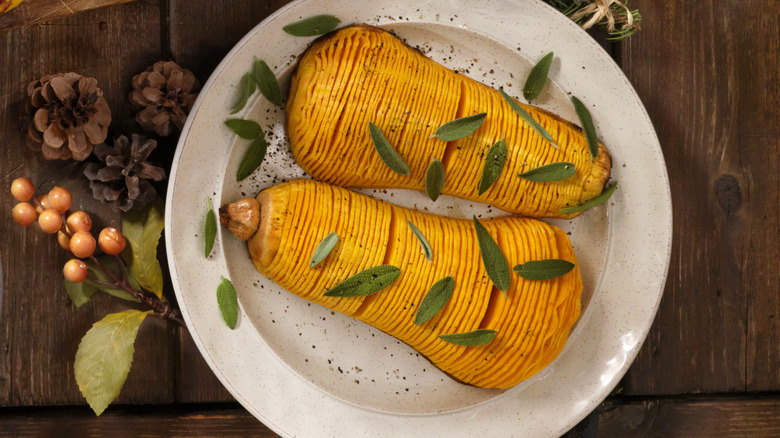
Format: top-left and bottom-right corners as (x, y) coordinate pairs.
(0, 0), (136, 30)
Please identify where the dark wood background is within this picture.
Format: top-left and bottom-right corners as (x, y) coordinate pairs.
(1, 0), (778, 436)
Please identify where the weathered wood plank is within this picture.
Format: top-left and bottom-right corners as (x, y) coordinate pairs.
(0, 0), (136, 31)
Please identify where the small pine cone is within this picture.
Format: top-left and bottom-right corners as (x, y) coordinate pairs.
(130, 61), (199, 137)
(26, 72), (111, 161)
(84, 133), (166, 212)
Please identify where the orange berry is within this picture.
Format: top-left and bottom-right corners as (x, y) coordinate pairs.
(57, 231), (71, 250)
(66, 211), (92, 233)
(70, 231), (97, 258)
(35, 194), (49, 214)
(63, 259), (88, 283)
(11, 177), (35, 202)
(12, 202), (37, 226)
(98, 227), (127, 255)
(48, 186), (72, 212)
(38, 208), (63, 234)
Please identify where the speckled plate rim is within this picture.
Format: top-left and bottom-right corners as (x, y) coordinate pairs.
(165, 0), (672, 436)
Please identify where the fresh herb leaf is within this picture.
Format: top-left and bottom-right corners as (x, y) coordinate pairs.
(478, 139), (507, 195)
(236, 136), (268, 181)
(513, 259), (575, 280)
(323, 265), (401, 297)
(425, 157), (445, 201)
(217, 276), (239, 329)
(473, 216), (510, 292)
(561, 181), (618, 214)
(498, 88), (557, 148)
(310, 232), (339, 268)
(439, 329), (497, 346)
(224, 118), (262, 140)
(204, 197), (217, 258)
(368, 122), (411, 175)
(414, 275), (455, 325)
(230, 72), (256, 114)
(571, 96), (599, 159)
(252, 57), (282, 107)
(283, 14), (341, 37)
(523, 51), (554, 102)
(406, 220), (432, 261)
(431, 113), (487, 141)
(517, 162), (576, 182)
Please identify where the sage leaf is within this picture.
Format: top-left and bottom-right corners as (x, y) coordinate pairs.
(571, 96), (599, 159)
(368, 122), (411, 175)
(236, 136), (268, 181)
(224, 118), (262, 140)
(204, 197), (216, 258)
(414, 275), (455, 325)
(517, 162), (576, 182)
(252, 57), (282, 107)
(230, 72), (256, 114)
(323, 265), (401, 297)
(439, 329), (497, 346)
(473, 216), (510, 292)
(513, 259), (575, 280)
(431, 113), (486, 141)
(74, 309), (151, 416)
(217, 276), (239, 329)
(498, 88), (557, 148)
(283, 14), (341, 37)
(477, 139), (507, 195)
(523, 51), (554, 102)
(121, 200), (165, 300)
(561, 181), (618, 214)
(310, 232), (339, 268)
(425, 157), (445, 202)
(65, 279), (98, 307)
(406, 220), (432, 261)
(85, 256), (140, 302)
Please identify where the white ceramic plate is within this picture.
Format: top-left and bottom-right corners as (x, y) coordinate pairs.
(166, 0), (672, 436)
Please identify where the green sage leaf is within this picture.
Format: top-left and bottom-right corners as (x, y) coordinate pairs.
(121, 200), (165, 300)
(517, 162), (576, 182)
(224, 118), (262, 140)
(230, 72), (256, 114)
(74, 309), (151, 416)
(323, 265), (401, 297)
(414, 275), (455, 325)
(439, 329), (497, 346)
(498, 88), (557, 148)
(64, 279), (98, 307)
(236, 136), (268, 181)
(431, 113), (486, 141)
(204, 197), (217, 258)
(217, 276), (239, 329)
(368, 122), (411, 175)
(561, 181), (618, 214)
(513, 259), (575, 280)
(473, 216), (510, 292)
(425, 157), (445, 202)
(406, 220), (432, 261)
(571, 96), (599, 159)
(523, 51), (554, 102)
(477, 139), (507, 195)
(85, 256), (141, 302)
(252, 57), (282, 107)
(310, 232), (339, 268)
(283, 14), (341, 37)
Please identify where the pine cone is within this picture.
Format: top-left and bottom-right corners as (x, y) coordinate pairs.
(130, 61), (199, 137)
(84, 134), (166, 212)
(26, 72), (111, 161)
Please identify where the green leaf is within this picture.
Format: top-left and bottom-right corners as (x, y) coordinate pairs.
(561, 181), (618, 214)
(252, 57), (282, 107)
(323, 265), (401, 297)
(74, 309), (151, 416)
(406, 220), (432, 261)
(84, 256), (140, 303)
(217, 276), (239, 329)
(230, 72), (256, 114)
(283, 14), (341, 37)
(513, 259), (575, 281)
(439, 329), (497, 346)
(473, 216), (510, 292)
(236, 136), (268, 181)
(477, 139), (507, 195)
(431, 113), (486, 141)
(368, 122), (411, 175)
(204, 197), (217, 258)
(517, 162), (576, 182)
(121, 200), (165, 300)
(414, 275), (455, 325)
(523, 51), (554, 102)
(310, 232), (339, 268)
(425, 157), (445, 202)
(64, 279), (98, 307)
(498, 88), (557, 148)
(571, 96), (599, 159)
(224, 118), (262, 140)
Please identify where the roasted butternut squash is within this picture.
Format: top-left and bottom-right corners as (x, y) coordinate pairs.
(287, 25), (612, 218)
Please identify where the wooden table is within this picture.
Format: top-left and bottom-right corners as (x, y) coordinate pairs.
(1, 1), (778, 436)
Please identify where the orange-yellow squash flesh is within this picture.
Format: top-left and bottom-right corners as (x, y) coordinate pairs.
(248, 179), (583, 389)
(287, 25), (612, 219)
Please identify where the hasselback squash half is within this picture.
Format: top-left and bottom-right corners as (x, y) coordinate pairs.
(287, 25), (612, 218)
